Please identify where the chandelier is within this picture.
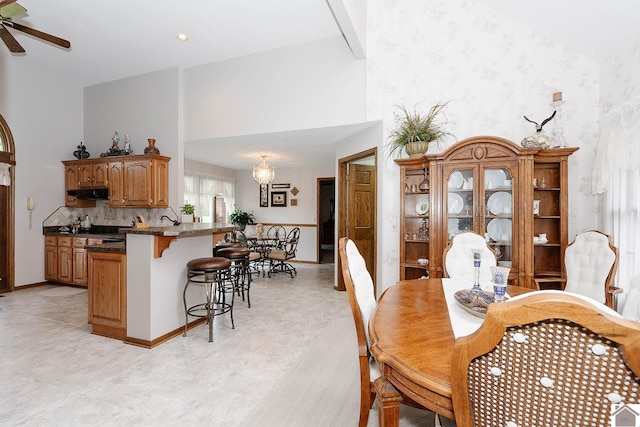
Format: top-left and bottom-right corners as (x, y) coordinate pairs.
(252, 155), (275, 185)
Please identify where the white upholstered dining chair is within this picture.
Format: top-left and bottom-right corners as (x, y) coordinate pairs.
(443, 231), (497, 282)
(451, 290), (640, 427)
(338, 237), (437, 427)
(622, 274), (640, 321)
(535, 230), (621, 310)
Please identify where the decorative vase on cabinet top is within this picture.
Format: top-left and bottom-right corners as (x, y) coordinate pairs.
(404, 140), (429, 158)
(144, 138), (160, 155)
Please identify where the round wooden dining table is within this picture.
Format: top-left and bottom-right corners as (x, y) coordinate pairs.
(368, 278), (532, 426)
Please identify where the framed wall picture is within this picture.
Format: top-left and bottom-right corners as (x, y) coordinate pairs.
(271, 191), (287, 207)
(271, 183), (290, 189)
(259, 184), (268, 207)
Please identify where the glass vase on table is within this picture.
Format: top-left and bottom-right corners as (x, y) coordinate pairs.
(472, 250), (482, 292)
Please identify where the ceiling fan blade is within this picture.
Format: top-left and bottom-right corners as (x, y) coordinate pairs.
(0, 2), (26, 18)
(0, 22), (24, 52)
(0, 0), (17, 10)
(7, 21), (70, 48)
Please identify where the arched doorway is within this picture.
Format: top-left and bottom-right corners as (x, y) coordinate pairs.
(0, 114), (16, 293)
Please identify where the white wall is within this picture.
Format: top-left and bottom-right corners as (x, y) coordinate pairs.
(236, 163), (335, 262)
(0, 59), (84, 286)
(84, 68), (183, 210)
(366, 0), (602, 293)
(183, 36), (366, 140)
(600, 32), (640, 113)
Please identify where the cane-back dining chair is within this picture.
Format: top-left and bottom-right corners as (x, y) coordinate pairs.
(451, 290), (640, 427)
(443, 231), (497, 282)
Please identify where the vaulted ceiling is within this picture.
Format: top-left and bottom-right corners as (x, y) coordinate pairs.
(2, 0), (639, 169)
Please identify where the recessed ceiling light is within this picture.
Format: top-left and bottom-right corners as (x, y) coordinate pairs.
(177, 34), (188, 41)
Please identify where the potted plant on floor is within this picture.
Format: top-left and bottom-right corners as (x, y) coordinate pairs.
(181, 203), (196, 223)
(387, 102), (453, 158)
(229, 209), (255, 231)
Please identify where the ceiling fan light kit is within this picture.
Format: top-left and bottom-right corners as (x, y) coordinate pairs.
(0, 0), (71, 53)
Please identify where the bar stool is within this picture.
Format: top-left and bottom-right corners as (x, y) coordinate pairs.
(183, 256), (233, 343)
(217, 247), (252, 308)
(213, 241), (241, 256)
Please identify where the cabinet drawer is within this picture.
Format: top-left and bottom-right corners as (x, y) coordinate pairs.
(57, 236), (72, 247)
(45, 236), (57, 246)
(73, 238), (88, 248)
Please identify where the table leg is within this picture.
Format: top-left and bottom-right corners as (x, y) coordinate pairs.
(373, 377), (402, 427)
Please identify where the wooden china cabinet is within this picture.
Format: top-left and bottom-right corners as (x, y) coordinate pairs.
(396, 135), (577, 288)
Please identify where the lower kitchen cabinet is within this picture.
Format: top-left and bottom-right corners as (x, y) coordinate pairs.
(88, 250), (127, 340)
(44, 236), (103, 286)
(44, 236), (58, 281)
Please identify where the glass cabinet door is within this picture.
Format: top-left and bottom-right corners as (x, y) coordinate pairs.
(445, 165), (514, 267)
(445, 166), (475, 241)
(401, 167), (431, 279)
(483, 166), (513, 267)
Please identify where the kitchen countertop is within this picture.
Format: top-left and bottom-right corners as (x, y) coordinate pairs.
(84, 242), (126, 253)
(120, 222), (237, 237)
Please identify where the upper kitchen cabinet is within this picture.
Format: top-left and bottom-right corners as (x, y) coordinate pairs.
(107, 154), (170, 207)
(63, 154), (170, 208)
(77, 161), (108, 188)
(63, 162), (96, 208)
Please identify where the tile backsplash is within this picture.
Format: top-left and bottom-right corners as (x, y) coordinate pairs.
(43, 200), (180, 228)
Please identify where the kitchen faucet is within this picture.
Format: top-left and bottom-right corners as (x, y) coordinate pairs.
(160, 215), (181, 226)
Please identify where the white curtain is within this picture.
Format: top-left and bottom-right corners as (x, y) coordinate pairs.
(184, 173), (235, 222)
(593, 97), (640, 311)
(0, 162), (10, 186)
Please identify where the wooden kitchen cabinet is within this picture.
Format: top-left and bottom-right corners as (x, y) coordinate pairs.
(63, 164), (96, 208)
(88, 251), (127, 340)
(57, 236), (73, 283)
(72, 238), (102, 286)
(44, 236), (58, 280)
(44, 236), (103, 287)
(77, 161), (108, 188)
(107, 155), (170, 207)
(63, 154), (170, 208)
(395, 136), (577, 288)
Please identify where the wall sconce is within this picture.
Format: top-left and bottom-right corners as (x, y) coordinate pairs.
(27, 196), (35, 229)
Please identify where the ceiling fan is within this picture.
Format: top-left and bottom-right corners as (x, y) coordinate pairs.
(0, 0), (70, 53)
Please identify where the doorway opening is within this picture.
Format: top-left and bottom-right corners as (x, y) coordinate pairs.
(317, 178), (335, 264)
(336, 148), (377, 292)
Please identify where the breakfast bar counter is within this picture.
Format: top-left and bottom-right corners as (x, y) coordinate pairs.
(118, 222), (237, 348)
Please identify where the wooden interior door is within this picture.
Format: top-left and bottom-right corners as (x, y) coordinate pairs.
(0, 180), (9, 293)
(0, 114), (15, 293)
(337, 149), (377, 292)
(348, 163), (376, 281)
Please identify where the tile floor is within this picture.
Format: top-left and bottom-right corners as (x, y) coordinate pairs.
(0, 263), (354, 425)
(0, 262), (445, 426)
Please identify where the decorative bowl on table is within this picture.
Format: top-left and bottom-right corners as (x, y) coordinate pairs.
(454, 289), (495, 318)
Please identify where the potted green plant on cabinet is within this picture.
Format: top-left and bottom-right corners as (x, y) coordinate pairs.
(387, 102), (453, 158)
(181, 203), (195, 223)
(229, 209), (255, 231)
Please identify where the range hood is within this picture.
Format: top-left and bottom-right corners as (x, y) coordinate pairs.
(67, 188), (109, 200)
